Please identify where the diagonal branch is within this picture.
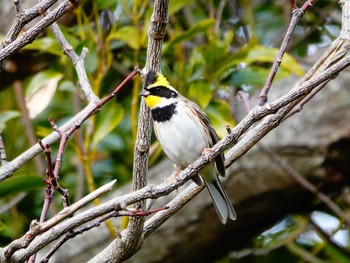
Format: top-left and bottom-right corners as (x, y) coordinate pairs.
(0, 0), (58, 49)
(0, 0), (81, 64)
(0, 69), (138, 183)
(257, 0), (315, 106)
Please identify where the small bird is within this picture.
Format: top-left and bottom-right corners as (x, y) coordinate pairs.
(139, 70), (236, 224)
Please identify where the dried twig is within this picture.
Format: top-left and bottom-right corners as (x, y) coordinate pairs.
(42, 5), (97, 102)
(39, 206), (168, 263)
(257, 0), (315, 106)
(0, 0), (57, 49)
(13, 81), (45, 173)
(88, 1), (170, 262)
(261, 145), (350, 227)
(0, 0), (81, 64)
(3, 180), (116, 260)
(0, 68), (139, 183)
(310, 216), (350, 258)
(0, 132), (8, 166)
(143, 183), (204, 238)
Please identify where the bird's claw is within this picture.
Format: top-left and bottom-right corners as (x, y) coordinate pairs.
(163, 166), (183, 184)
(202, 148), (213, 162)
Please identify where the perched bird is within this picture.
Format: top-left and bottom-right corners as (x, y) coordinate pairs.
(139, 70), (236, 224)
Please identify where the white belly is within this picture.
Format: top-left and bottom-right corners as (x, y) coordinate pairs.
(154, 103), (210, 167)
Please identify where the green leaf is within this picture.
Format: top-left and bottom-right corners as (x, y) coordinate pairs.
(163, 19), (215, 53)
(24, 37), (63, 56)
(0, 175), (43, 198)
(227, 65), (290, 87)
(242, 45), (304, 76)
(188, 81), (213, 108)
(25, 70), (63, 119)
(36, 126), (54, 138)
(0, 110), (20, 131)
(228, 67), (268, 86)
(93, 103), (125, 148)
(109, 26), (142, 50)
(85, 48), (99, 74)
(169, 0), (188, 16)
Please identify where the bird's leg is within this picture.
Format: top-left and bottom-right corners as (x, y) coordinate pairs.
(163, 165), (183, 184)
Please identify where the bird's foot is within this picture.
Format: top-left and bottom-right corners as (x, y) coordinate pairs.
(163, 166), (183, 184)
(202, 148), (214, 162)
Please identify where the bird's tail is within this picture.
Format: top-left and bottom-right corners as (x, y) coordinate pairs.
(204, 178), (237, 224)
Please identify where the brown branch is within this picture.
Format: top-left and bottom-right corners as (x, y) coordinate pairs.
(37, 141), (54, 224)
(37, 140), (69, 219)
(3, 180), (117, 260)
(0, 0), (81, 64)
(125, 0), (169, 258)
(0, 0), (58, 49)
(13, 81), (45, 174)
(87, 1), (170, 262)
(43, 6), (98, 102)
(260, 145), (350, 227)
(0, 68), (138, 183)
(38, 207), (168, 263)
(143, 183), (204, 238)
(257, 3), (309, 106)
(0, 132), (8, 166)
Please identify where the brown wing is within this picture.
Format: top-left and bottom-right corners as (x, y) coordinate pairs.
(182, 95), (226, 177)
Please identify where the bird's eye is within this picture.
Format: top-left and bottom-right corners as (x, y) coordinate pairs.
(155, 87), (161, 93)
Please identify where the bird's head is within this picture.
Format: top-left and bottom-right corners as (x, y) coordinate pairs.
(139, 70), (179, 109)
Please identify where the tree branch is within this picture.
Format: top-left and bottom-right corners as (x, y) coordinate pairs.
(0, 0), (81, 64)
(88, 1), (170, 262)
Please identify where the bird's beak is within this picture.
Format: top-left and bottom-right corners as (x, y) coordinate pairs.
(139, 90), (150, 97)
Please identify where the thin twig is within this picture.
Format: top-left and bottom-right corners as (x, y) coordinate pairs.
(39, 1), (98, 102)
(310, 216), (350, 259)
(0, 132), (8, 166)
(143, 183), (204, 238)
(39, 207), (168, 263)
(0, 0), (58, 49)
(0, 68), (139, 183)
(3, 180), (117, 259)
(284, 81), (328, 119)
(237, 91), (252, 112)
(13, 81), (45, 173)
(0, 0), (81, 64)
(260, 145), (350, 227)
(257, 0), (314, 106)
(38, 140), (69, 221)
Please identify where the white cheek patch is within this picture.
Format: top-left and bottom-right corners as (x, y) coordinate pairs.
(156, 97), (179, 108)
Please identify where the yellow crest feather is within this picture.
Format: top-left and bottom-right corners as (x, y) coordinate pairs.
(149, 73), (170, 88)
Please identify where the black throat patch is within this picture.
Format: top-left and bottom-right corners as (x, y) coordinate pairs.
(151, 103), (177, 123)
